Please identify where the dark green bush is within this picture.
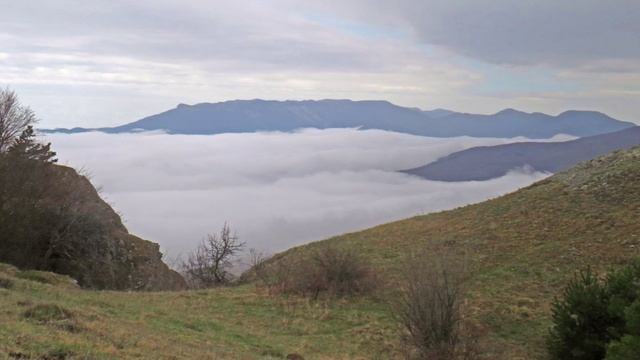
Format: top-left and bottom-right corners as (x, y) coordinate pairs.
(605, 300), (640, 359)
(547, 269), (612, 360)
(548, 260), (640, 360)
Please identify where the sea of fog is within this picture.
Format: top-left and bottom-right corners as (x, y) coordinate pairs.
(45, 129), (572, 261)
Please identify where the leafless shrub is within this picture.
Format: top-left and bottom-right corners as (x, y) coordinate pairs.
(246, 248), (270, 284)
(307, 246), (377, 298)
(181, 223), (245, 288)
(0, 88), (37, 153)
(259, 245), (377, 299)
(394, 252), (479, 360)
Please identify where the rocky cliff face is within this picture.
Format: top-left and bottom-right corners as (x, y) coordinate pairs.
(52, 165), (187, 291)
(0, 159), (186, 291)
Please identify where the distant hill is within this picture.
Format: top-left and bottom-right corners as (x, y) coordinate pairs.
(264, 145), (640, 358)
(44, 99), (635, 138)
(404, 125), (640, 181)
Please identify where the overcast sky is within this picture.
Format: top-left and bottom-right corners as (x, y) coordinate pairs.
(2, 1), (639, 127)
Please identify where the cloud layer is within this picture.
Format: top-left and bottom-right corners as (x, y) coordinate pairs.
(46, 129), (554, 258)
(304, 1), (640, 67)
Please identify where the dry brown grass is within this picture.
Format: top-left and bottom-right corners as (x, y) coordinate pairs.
(266, 147), (640, 359)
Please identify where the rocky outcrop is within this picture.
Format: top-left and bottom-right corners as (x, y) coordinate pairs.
(52, 165), (187, 291)
(0, 160), (186, 291)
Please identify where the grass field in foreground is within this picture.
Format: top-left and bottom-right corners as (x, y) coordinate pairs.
(0, 263), (400, 359)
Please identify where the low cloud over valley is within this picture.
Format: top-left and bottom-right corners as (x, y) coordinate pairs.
(47, 129), (560, 258)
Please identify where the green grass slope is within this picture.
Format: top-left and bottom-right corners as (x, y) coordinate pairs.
(270, 145), (640, 359)
(0, 262), (398, 359)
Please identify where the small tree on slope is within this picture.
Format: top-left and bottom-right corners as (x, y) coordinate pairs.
(0, 88), (37, 153)
(8, 125), (57, 163)
(181, 223), (245, 288)
(548, 260), (640, 360)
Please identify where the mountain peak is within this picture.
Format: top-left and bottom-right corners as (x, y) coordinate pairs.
(557, 110), (607, 118)
(41, 100), (633, 138)
(495, 108), (527, 116)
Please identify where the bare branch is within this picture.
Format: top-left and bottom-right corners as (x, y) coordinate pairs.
(181, 223), (245, 288)
(0, 88), (38, 153)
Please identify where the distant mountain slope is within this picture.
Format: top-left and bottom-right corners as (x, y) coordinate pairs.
(404, 126), (640, 181)
(265, 145), (640, 359)
(44, 99), (635, 138)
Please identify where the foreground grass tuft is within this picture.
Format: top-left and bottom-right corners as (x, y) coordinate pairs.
(0, 276), (14, 289)
(23, 304), (81, 333)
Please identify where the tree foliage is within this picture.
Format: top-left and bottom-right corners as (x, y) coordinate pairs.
(548, 259), (640, 360)
(606, 300), (640, 360)
(8, 125), (57, 163)
(0, 89), (107, 286)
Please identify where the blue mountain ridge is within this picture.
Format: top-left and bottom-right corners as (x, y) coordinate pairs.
(403, 126), (640, 181)
(43, 99), (635, 139)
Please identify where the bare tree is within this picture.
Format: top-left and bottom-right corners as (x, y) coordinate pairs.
(394, 252), (478, 360)
(181, 223), (245, 288)
(0, 88), (37, 153)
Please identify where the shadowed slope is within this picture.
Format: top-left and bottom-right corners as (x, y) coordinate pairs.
(405, 126), (640, 181)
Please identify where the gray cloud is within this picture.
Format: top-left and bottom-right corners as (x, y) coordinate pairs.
(13, 1), (637, 70)
(46, 129), (556, 258)
(0, 1), (409, 72)
(305, 0), (640, 67)
(2, 1), (638, 126)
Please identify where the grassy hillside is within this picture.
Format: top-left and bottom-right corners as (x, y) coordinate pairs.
(0, 263), (398, 359)
(1, 146), (638, 359)
(269, 145), (640, 359)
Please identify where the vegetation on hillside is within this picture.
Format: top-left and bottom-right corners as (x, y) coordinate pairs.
(0, 263), (399, 359)
(0, 89), (185, 291)
(180, 223), (246, 288)
(250, 245), (377, 300)
(264, 145), (640, 359)
(548, 260), (640, 360)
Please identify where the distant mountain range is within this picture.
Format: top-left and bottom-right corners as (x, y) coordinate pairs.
(44, 99), (635, 138)
(404, 126), (640, 181)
